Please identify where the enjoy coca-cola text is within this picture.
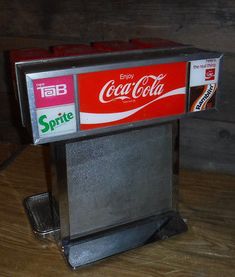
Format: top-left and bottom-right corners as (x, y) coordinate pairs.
(99, 74), (167, 103)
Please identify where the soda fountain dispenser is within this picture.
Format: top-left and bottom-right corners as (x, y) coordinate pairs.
(10, 38), (222, 268)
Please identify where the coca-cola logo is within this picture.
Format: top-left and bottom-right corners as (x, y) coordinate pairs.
(205, 68), (215, 81)
(99, 74), (167, 103)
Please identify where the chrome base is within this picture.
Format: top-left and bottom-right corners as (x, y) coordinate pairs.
(62, 210), (187, 269)
(24, 192), (187, 269)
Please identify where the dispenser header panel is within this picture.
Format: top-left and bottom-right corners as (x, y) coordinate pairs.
(15, 47), (222, 144)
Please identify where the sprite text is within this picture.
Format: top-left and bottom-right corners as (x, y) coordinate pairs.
(39, 112), (74, 133)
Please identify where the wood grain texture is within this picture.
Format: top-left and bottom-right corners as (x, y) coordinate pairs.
(0, 144), (234, 276)
(180, 118), (235, 175)
(0, 0), (234, 51)
(0, 143), (26, 174)
(0, 143), (19, 164)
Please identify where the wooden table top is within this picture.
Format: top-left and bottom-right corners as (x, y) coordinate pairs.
(0, 144), (234, 277)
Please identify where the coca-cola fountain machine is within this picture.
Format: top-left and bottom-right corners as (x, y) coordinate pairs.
(11, 38), (222, 269)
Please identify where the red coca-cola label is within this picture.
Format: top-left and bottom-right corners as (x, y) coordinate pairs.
(78, 62), (187, 130)
(205, 68), (215, 81)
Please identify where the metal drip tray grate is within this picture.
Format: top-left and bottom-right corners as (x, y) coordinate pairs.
(24, 192), (60, 238)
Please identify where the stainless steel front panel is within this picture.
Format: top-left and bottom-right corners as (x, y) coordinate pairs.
(63, 124), (172, 239)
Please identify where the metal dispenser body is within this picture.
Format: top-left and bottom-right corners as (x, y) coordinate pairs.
(12, 39), (222, 268)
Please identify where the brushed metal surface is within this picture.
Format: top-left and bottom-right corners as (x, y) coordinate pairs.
(64, 124), (172, 239)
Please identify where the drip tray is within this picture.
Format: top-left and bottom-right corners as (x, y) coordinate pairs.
(24, 192), (60, 239)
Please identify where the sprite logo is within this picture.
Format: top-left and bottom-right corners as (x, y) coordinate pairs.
(39, 112), (74, 133)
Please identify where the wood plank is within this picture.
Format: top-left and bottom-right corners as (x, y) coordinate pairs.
(0, 145), (234, 276)
(0, 92), (15, 121)
(0, 1), (234, 52)
(0, 143), (22, 166)
(180, 118), (235, 175)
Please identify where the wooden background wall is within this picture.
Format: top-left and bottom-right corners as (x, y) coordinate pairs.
(0, 0), (234, 174)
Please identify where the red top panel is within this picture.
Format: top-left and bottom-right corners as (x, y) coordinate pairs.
(10, 48), (52, 63)
(10, 48), (52, 81)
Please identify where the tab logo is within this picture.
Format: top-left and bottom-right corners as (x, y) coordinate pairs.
(37, 84), (67, 98)
(33, 75), (74, 108)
